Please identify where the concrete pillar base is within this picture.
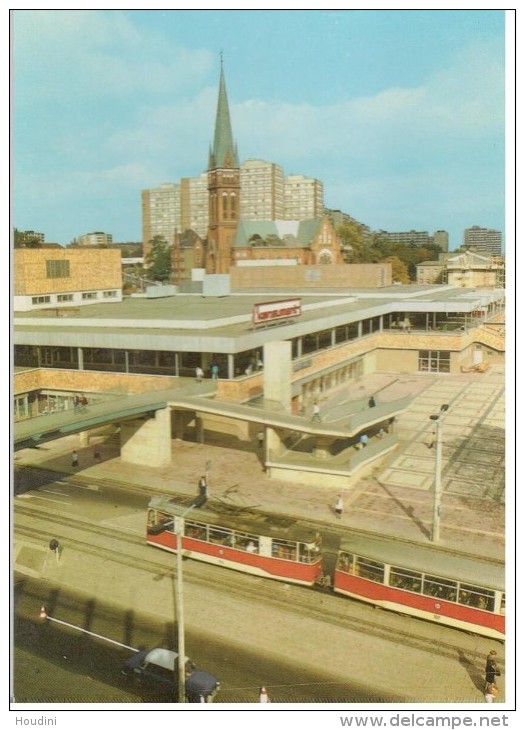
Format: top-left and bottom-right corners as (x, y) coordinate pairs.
(121, 407), (171, 467)
(312, 436), (333, 459)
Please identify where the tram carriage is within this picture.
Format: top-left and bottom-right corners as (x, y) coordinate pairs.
(333, 534), (505, 640)
(147, 496), (323, 586)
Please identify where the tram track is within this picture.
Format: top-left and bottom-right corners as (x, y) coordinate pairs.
(15, 464), (504, 565)
(14, 499), (499, 667)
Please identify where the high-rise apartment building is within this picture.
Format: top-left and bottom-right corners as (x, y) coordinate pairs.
(141, 183), (181, 259)
(463, 226), (502, 255)
(240, 159), (285, 220)
(284, 174), (324, 219)
(433, 230), (449, 253)
(180, 174), (208, 238)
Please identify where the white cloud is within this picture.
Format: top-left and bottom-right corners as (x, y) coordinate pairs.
(14, 9), (213, 100)
(230, 38), (504, 174)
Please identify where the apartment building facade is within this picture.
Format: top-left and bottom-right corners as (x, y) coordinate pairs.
(463, 226), (503, 255)
(76, 231), (113, 247)
(284, 174), (324, 219)
(141, 183), (181, 259)
(240, 159), (285, 220)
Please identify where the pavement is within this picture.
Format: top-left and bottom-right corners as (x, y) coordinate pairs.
(14, 365), (506, 560)
(13, 366), (509, 705)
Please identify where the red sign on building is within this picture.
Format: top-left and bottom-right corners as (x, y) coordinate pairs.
(253, 298), (302, 325)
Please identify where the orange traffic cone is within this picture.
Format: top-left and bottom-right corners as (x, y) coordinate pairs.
(39, 605), (47, 619)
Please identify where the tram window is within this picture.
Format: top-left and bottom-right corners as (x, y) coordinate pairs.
(337, 552), (353, 573)
(149, 510), (174, 532)
(184, 520), (207, 541)
(423, 575), (458, 602)
(458, 583), (495, 612)
(208, 526), (233, 545)
(355, 556), (384, 583)
(235, 532), (259, 553)
(298, 541), (321, 563)
(389, 567), (422, 593)
(272, 539), (297, 561)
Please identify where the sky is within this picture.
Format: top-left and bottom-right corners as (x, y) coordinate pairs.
(12, 8), (511, 250)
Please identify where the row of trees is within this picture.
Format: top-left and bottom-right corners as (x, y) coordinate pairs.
(337, 222), (444, 283)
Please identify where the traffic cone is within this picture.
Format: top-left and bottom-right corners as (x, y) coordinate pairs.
(39, 605), (47, 620)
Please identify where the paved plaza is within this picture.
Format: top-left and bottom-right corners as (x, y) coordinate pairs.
(15, 365), (507, 560)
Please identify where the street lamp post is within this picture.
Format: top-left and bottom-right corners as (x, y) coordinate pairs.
(174, 505), (194, 703)
(430, 404), (449, 542)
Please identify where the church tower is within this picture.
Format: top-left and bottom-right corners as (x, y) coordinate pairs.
(206, 60), (240, 274)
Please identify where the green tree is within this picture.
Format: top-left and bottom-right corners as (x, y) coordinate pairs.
(338, 222), (371, 262)
(382, 256), (410, 284)
(145, 235), (171, 282)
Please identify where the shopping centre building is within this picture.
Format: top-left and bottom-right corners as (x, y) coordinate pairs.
(13, 278), (505, 486)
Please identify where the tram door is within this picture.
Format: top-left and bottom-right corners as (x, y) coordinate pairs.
(259, 536), (272, 558)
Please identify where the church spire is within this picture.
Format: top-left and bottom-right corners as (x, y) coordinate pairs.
(208, 58), (239, 170)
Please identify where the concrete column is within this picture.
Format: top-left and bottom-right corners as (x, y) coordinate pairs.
(121, 407), (171, 467)
(195, 415), (204, 443)
(266, 427), (282, 461)
(77, 347), (84, 370)
(79, 431), (89, 447)
(263, 341), (292, 412)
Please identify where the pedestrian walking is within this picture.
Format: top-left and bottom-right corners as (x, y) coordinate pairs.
(484, 683), (499, 702)
(359, 433), (369, 448)
(198, 475), (208, 497)
(195, 366), (204, 382)
(93, 444), (101, 462)
(259, 686), (270, 703)
(368, 395), (376, 408)
(334, 494), (343, 518)
(485, 650), (501, 688)
(257, 430), (264, 449)
(211, 363), (219, 379)
(49, 539), (60, 563)
(71, 450), (79, 468)
(311, 402), (321, 422)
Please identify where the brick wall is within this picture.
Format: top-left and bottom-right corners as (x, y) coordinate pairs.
(14, 248), (122, 295)
(14, 368), (178, 396)
(230, 263), (391, 289)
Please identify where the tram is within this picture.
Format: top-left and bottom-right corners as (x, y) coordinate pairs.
(146, 496), (323, 586)
(333, 534), (505, 640)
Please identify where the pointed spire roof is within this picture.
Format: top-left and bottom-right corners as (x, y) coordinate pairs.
(208, 59), (239, 170)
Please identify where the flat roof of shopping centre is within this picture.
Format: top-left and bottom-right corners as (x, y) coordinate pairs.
(14, 285), (504, 352)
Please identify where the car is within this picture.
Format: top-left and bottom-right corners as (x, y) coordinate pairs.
(121, 647), (220, 703)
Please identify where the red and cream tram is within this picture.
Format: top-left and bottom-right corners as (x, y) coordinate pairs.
(333, 534), (505, 640)
(147, 496), (323, 586)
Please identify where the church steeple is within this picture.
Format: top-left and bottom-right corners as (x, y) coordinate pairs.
(205, 58), (241, 275)
(208, 58), (239, 170)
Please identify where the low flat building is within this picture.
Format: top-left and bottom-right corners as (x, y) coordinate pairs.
(13, 248), (123, 312)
